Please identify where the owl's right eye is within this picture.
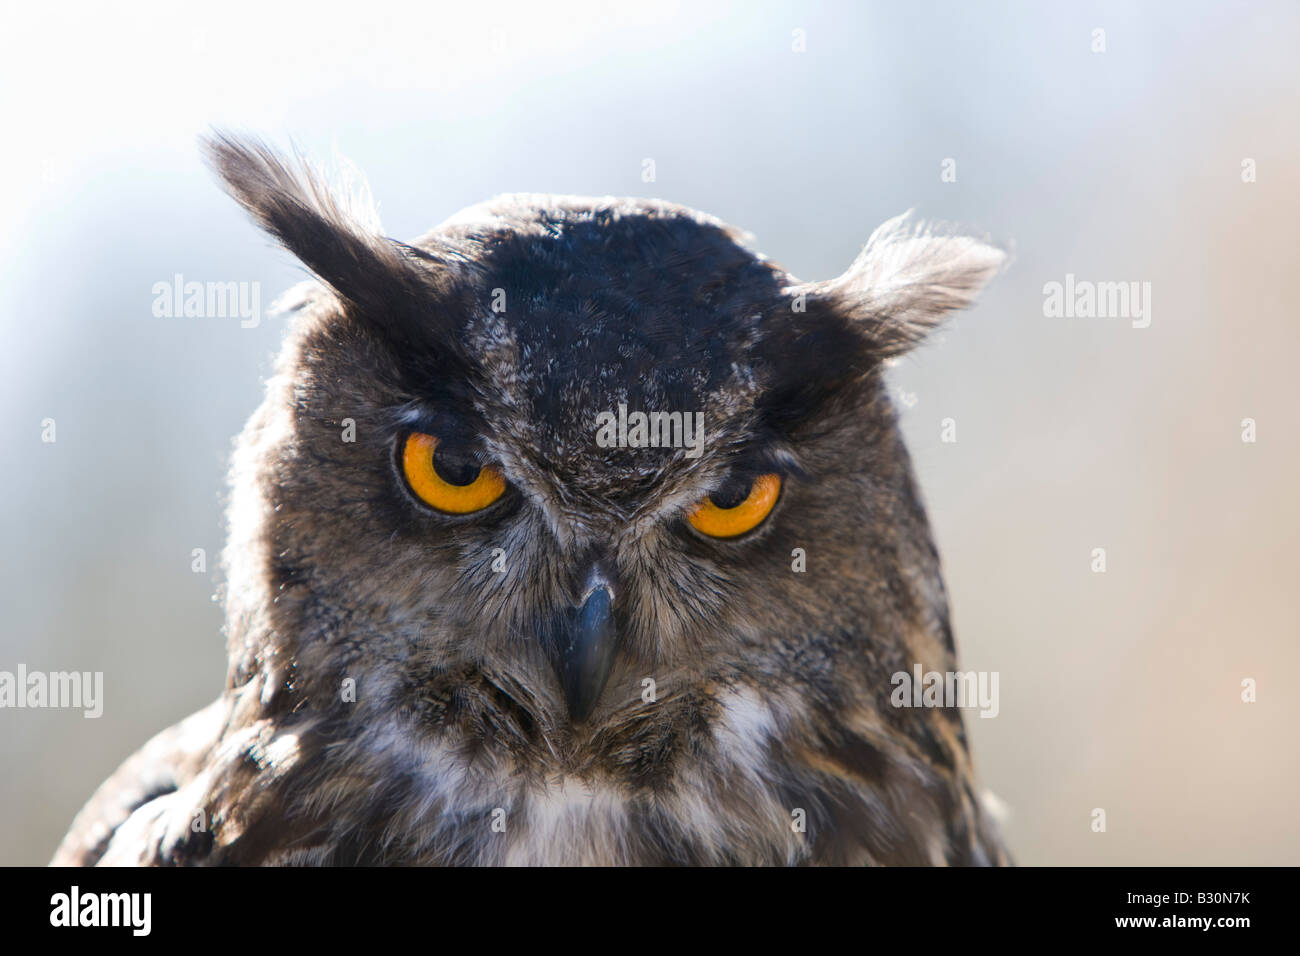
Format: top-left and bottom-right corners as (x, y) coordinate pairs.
(400, 432), (506, 514)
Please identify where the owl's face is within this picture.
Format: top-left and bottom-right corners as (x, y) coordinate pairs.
(211, 137), (1003, 780)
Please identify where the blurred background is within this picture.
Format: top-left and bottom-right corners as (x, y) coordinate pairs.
(2, 0), (1296, 865)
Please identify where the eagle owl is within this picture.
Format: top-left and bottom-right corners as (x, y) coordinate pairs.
(53, 135), (1009, 866)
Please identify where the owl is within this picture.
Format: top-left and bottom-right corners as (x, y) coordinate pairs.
(53, 135), (1009, 866)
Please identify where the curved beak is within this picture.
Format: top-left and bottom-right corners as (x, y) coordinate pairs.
(550, 570), (619, 721)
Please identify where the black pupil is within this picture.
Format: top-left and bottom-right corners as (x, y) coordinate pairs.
(709, 476), (754, 510)
(432, 446), (482, 486)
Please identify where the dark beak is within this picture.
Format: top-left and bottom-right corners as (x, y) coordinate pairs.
(551, 571), (619, 722)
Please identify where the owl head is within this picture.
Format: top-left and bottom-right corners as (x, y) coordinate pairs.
(206, 134), (1004, 765)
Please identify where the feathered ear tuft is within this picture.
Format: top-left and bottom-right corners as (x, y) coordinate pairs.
(203, 132), (470, 369)
(203, 134), (434, 323)
(794, 211), (1007, 358)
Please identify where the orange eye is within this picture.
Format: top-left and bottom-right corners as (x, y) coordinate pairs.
(400, 432), (506, 514)
(687, 473), (781, 539)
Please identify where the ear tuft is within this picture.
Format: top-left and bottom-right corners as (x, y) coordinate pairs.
(202, 132), (422, 319)
(801, 211), (1007, 357)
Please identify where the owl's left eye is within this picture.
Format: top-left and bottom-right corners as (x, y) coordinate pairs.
(687, 473), (781, 538)
(400, 432), (506, 514)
